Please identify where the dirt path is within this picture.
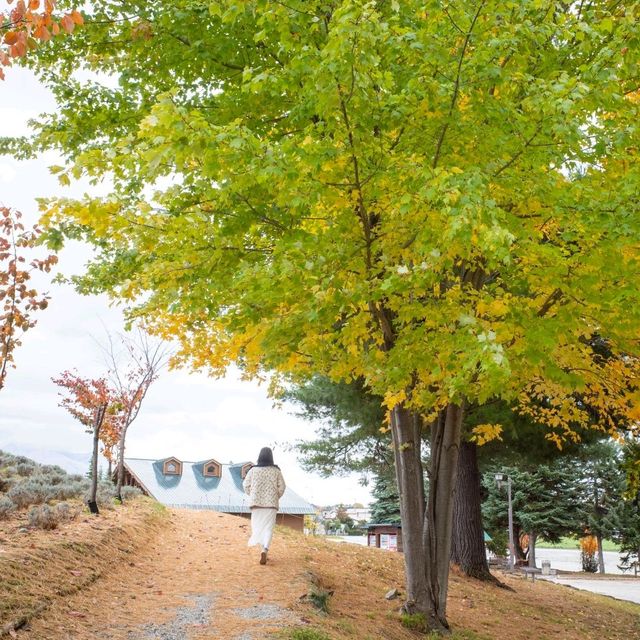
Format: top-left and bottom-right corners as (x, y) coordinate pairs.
(20, 510), (307, 640)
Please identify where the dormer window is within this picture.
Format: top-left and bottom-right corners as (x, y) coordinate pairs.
(241, 462), (253, 479)
(203, 459), (221, 477)
(163, 457), (182, 475)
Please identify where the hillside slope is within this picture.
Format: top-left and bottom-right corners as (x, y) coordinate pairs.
(2, 504), (639, 639)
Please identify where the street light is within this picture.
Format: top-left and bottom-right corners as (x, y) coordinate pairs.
(495, 473), (515, 571)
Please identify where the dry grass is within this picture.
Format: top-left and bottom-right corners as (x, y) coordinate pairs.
(0, 497), (167, 636)
(2, 501), (639, 639)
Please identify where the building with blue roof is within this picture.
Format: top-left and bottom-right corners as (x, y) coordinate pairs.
(121, 456), (316, 531)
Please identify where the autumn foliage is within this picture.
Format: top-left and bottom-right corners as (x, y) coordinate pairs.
(0, 206), (57, 391)
(0, 0), (82, 79)
(52, 370), (122, 463)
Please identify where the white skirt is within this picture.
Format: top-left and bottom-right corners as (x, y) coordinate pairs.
(248, 507), (277, 549)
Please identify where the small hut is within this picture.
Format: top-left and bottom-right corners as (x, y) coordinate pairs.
(367, 523), (403, 552)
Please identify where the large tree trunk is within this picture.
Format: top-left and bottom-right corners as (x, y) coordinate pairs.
(596, 533), (605, 574)
(390, 406), (430, 615)
(423, 403), (464, 633)
(450, 441), (495, 581)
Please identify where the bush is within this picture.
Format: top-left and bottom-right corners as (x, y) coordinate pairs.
(28, 503), (77, 529)
(53, 478), (90, 501)
(28, 504), (59, 530)
(95, 483), (117, 509)
(120, 485), (142, 500)
(0, 496), (15, 519)
(16, 462), (37, 477)
(7, 481), (50, 507)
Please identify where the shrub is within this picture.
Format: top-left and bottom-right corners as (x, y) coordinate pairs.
(16, 462), (36, 477)
(0, 496), (15, 519)
(53, 479), (89, 501)
(580, 536), (598, 573)
(54, 502), (78, 522)
(28, 502), (76, 527)
(7, 481), (50, 507)
(28, 504), (59, 530)
(95, 483), (117, 510)
(120, 485), (142, 500)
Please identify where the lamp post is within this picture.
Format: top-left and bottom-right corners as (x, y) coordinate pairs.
(495, 473), (515, 571)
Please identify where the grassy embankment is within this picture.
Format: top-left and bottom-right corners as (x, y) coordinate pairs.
(274, 529), (639, 640)
(537, 537), (621, 552)
(0, 450), (168, 636)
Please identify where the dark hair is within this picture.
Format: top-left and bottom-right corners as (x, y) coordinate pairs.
(256, 447), (275, 467)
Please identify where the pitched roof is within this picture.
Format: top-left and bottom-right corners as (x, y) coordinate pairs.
(124, 457), (316, 515)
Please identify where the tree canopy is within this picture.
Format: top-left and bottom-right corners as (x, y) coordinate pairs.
(14, 0), (640, 631)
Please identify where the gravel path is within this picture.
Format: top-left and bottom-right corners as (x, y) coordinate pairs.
(20, 510), (306, 639)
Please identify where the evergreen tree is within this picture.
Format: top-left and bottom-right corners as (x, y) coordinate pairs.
(573, 442), (625, 573)
(483, 463), (583, 566)
(615, 439), (640, 572)
(369, 467), (401, 525)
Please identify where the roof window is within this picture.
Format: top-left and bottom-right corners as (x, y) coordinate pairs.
(163, 457), (182, 475)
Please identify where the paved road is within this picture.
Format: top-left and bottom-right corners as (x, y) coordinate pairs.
(535, 548), (628, 575)
(546, 577), (640, 605)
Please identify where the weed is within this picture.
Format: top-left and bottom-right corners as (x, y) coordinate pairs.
(400, 612), (428, 632)
(308, 586), (331, 613)
(282, 629), (332, 640)
(335, 619), (356, 634)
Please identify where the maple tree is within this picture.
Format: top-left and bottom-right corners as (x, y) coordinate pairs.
(0, 206), (56, 392)
(52, 370), (120, 514)
(19, 1), (640, 632)
(0, 0), (83, 80)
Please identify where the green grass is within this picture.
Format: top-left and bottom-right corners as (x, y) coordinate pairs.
(279, 630), (332, 640)
(537, 536), (620, 552)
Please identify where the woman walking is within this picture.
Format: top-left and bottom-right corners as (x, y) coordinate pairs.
(243, 447), (286, 565)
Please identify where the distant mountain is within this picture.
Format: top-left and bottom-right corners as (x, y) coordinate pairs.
(0, 442), (92, 475)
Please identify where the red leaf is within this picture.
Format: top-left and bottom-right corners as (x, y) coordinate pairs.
(60, 14), (74, 34)
(4, 32), (19, 46)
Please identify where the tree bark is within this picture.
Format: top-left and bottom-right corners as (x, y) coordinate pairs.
(390, 405), (430, 615)
(115, 419), (131, 502)
(423, 403), (464, 632)
(528, 532), (537, 568)
(88, 404), (106, 515)
(450, 441), (495, 581)
(596, 533), (605, 574)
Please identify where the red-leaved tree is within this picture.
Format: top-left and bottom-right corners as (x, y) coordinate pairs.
(0, 0), (83, 79)
(1, 206), (57, 391)
(53, 370), (121, 514)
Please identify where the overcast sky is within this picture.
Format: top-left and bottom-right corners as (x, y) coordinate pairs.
(0, 65), (372, 507)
